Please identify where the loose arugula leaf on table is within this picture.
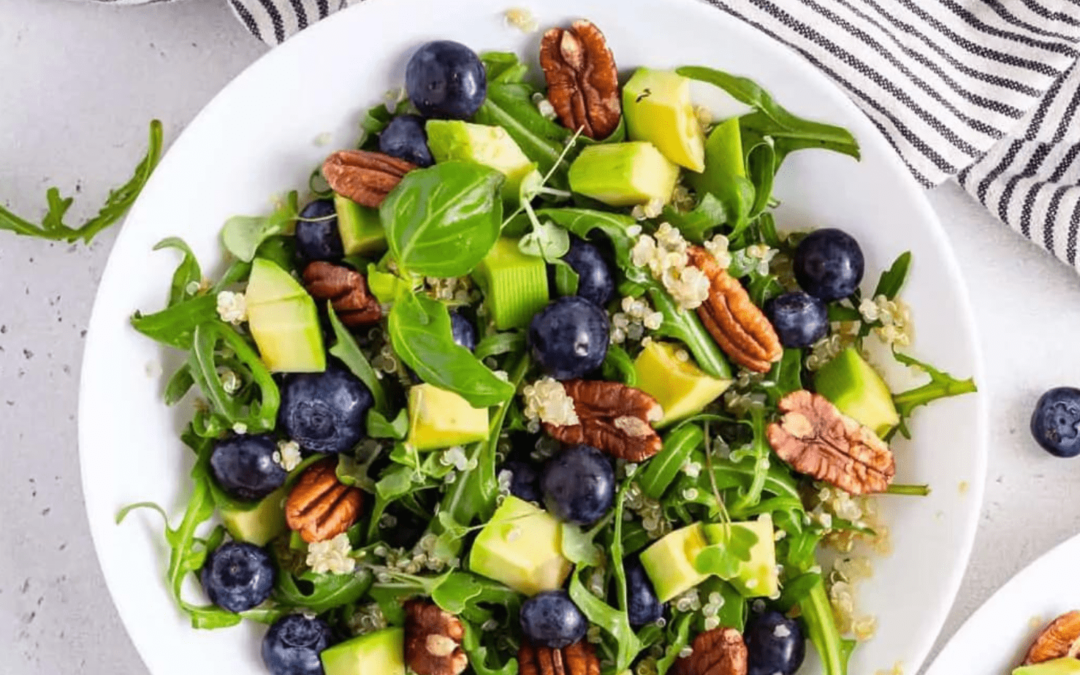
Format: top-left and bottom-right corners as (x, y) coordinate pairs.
(327, 303), (390, 414)
(889, 351), (977, 439)
(0, 120), (163, 244)
(220, 191), (298, 263)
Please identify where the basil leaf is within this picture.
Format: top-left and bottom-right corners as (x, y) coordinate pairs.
(638, 424), (704, 500)
(131, 294), (218, 350)
(221, 192), (298, 263)
(367, 409), (408, 440)
(388, 293), (514, 408)
(474, 84), (573, 183)
(326, 302), (389, 414)
(382, 162), (504, 278)
(154, 237), (203, 307)
(873, 251), (912, 300)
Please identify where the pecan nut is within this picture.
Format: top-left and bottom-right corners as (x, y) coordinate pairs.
(302, 261), (382, 327)
(404, 600), (468, 675)
(322, 150), (415, 208)
(1024, 611), (1080, 665)
(544, 380), (663, 461)
(539, 20), (621, 140)
(688, 247), (782, 374)
(766, 390), (895, 495)
(285, 458), (364, 543)
(673, 627), (748, 675)
(519, 640), (600, 675)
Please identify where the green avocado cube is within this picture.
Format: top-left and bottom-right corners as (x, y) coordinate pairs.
(426, 120), (541, 203)
(471, 238), (549, 330)
(639, 522), (710, 602)
(321, 628), (404, 675)
(407, 383), (489, 450)
(1014, 659), (1080, 675)
(815, 347), (899, 438)
(634, 341), (732, 427)
(468, 496), (572, 596)
(623, 68), (706, 172)
(568, 142), (680, 207)
(245, 258), (326, 373)
(701, 515), (779, 598)
(220, 486), (288, 547)
(334, 194), (385, 256)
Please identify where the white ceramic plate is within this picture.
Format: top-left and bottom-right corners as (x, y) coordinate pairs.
(925, 533), (1080, 674)
(78, 0), (987, 673)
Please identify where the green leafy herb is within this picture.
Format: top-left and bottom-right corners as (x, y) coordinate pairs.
(131, 295), (218, 350)
(638, 424), (704, 500)
(154, 237), (203, 307)
(463, 622), (520, 675)
(474, 84), (574, 184)
(801, 577), (848, 675)
(647, 285), (732, 380)
(560, 519), (606, 566)
(764, 348), (805, 405)
(480, 51), (529, 84)
(601, 344), (638, 386)
(684, 118), (756, 238)
(474, 331), (525, 362)
(662, 193), (735, 244)
(873, 251), (912, 300)
(164, 364), (195, 405)
(220, 192), (298, 263)
(327, 303), (390, 414)
(367, 409), (408, 439)
(890, 351), (977, 439)
(518, 219), (570, 261)
(693, 526), (758, 579)
(187, 321), (280, 433)
(551, 259), (580, 296)
(274, 568), (373, 614)
(656, 613), (693, 675)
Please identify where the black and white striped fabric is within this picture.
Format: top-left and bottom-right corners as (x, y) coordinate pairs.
(225, 0), (1080, 270)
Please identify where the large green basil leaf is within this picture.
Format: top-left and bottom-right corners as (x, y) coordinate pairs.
(382, 162), (504, 278)
(388, 293), (514, 407)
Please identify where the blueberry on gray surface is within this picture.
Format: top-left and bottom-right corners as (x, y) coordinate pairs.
(405, 41), (487, 119)
(295, 199), (344, 264)
(528, 296), (609, 380)
(209, 434), (288, 502)
(501, 459), (542, 503)
(623, 556), (664, 626)
(793, 228), (864, 301)
(1031, 387), (1080, 458)
(449, 311), (477, 352)
(279, 366), (373, 454)
(519, 590), (588, 649)
(764, 291), (828, 348)
(554, 235), (614, 307)
(262, 613), (333, 675)
(200, 541), (275, 613)
(379, 115), (434, 167)
(745, 611), (806, 675)
(541, 444), (614, 526)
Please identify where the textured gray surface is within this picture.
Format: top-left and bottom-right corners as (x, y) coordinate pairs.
(3, 1), (1080, 673)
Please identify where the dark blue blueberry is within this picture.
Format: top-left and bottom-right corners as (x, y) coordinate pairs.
(405, 41), (487, 119)
(1031, 387), (1080, 458)
(379, 115), (434, 167)
(624, 557), (664, 626)
(793, 228), (865, 301)
(553, 236), (614, 307)
(519, 590), (588, 649)
(541, 445), (615, 526)
(279, 366), (373, 454)
(501, 459), (542, 503)
(295, 199), (344, 264)
(201, 541), (275, 613)
(745, 611), (806, 675)
(262, 614), (333, 675)
(210, 434), (288, 502)
(528, 296), (609, 380)
(450, 312), (477, 352)
(764, 292), (829, 348)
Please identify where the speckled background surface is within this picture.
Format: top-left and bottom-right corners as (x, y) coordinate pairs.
(3, 1), (1080, 673)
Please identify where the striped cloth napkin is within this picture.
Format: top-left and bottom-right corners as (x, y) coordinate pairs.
(227, 0), (1080, 270)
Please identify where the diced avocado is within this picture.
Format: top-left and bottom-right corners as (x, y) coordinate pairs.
(640, 523), (710, 602)
(468, 496), (572, 595)
(321, 628), (405, 675)
(407, 383), (489, 450)
(634, 341), (732, 426)
(471, 238), (549, 330)
(568, 142), (680, 207)
(1014, 659), (1080, 675)
(246, 258), (326, 373)
(701, 515), (779, 598)
(220, 486), (288, 547)
(623, 69), (705, 172)
(815, 347), (899, 438)
(334, 194), (385, 256)
(426, 120), (542, 202)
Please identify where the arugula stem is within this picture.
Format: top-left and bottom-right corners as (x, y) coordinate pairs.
(892, 378), (977, 414)
(802, 578), (847, 675)
(885, 483), (931, 497)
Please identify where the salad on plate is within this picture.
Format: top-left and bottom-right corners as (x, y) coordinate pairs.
(123, 18), (976, 675)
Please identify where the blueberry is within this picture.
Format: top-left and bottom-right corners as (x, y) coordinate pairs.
(279, 366), (373, 454)
(405, 41), (487, 119)
(528, 296), (609, 380)
(210, 434), (288, 502)
(553, 236), (614, 307)
(541, 445), (615, 526)
(501, 459), (542, 503)
(793, 228), (865, 301)
(201, 541), (275, 613)
(379, 115), (434, 167)
(450, 312), (477, 352)
(764, 292), (828, 348)
(519, 590), (588, 649)
(262, 614), (333, 675)
(624, 557), (664, 626)
(295, 199), (344, 264)
(745, 611), (806, 675)
(1031, 387), (1080, 457)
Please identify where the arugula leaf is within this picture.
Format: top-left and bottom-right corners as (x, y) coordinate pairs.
(569, 570), (642, 672)
(382, 162), (504, 278)
(601, 344), (638, 386)
(164, 364), (195, 405)
(551, 259), (580, 296)
(890, 351), (977, 439)
(764, 348), (804, 405)
(683, 119), (755, 238)
(480, 51), (529, 84)
(638, 424), (704, 500)
(359, 97), (412, 149)
(474, 331), (525, 362)
(376, 464), (420, 501)
(560, 520), (605, 566)
(154, 237), (203, 307)
(187, 321), (280, 433)
(518, 220), (570, 261)
(474, 84), (573, 183)
(536, 208), (641, 280)
(430, 572), (488, 614)
(220, 192), (298, 263)
(647, 284), (732, 380)
(131, 294), (218, 350)
(802, 577), (848, 675)
(327, 303), (390, 414)
(463, 622), (520, 675)
(274, 568), (373, 614)
(0, 120), (163, 244)
(367, 409), (408, 440)
(693, 526), (759, 579)
(388, 293), (514, 408)
(656, 613), (693, 675)
(873, 251), (912, 300)
(662, 193), (733, 244)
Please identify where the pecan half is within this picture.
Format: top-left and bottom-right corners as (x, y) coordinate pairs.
(404, 600), (468, 675)
(519, 640), (600, 675)
(302, 261), (382, 327)
(673, 627), (748, 675)
(688, 247), (782, 374)
(539, 20), (621, 139)
(544, 380), (663, 461)
(322, 150), (415, 208)
(1024, 611), (1080, 665)
(285, 458), (364, 543)
(766, 390), (895, 495)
